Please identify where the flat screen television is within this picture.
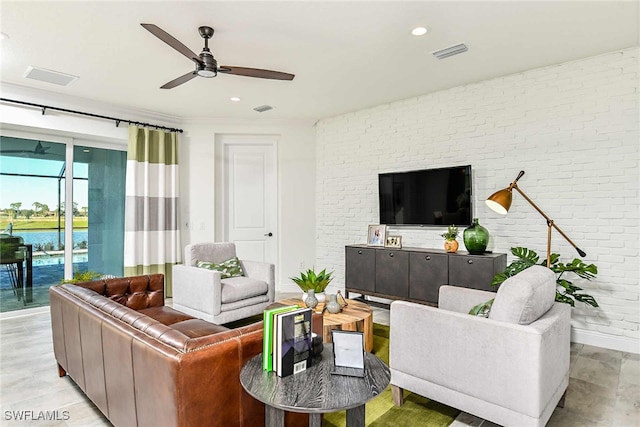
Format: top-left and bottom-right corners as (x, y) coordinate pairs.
(379, 165), (472, 227)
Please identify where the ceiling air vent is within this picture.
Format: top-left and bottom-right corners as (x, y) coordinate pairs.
(432, 43), (468, 60)
(253, 105), (273, 113)
(24, 66), (78, 86)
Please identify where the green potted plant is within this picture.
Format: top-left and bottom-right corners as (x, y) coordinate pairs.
(440, 225), (459, 253)
(290, 267), (333, 302)
(60, 269), (103, 284)
(470, 247), (599, 316)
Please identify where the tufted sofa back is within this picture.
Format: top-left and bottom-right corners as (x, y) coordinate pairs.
(72, 274), (164, 310)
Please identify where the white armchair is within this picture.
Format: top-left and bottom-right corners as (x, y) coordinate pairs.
(390, 266), (571, 427)
(172, 242), (275, 324)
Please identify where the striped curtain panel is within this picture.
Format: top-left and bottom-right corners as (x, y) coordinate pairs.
(124, 126), (181, 296)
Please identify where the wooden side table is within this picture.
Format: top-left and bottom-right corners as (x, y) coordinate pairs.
(240, 344), (390, 427)
(266, 298), (374, 352)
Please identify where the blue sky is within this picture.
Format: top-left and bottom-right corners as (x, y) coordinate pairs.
(0, 157), (88, 211)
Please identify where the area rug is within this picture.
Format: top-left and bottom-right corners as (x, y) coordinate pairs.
(322, 323), (459, 427)
(225, 318), (459, 426)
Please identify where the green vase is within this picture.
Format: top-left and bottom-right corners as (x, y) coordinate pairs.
(463, 218), (489, 254)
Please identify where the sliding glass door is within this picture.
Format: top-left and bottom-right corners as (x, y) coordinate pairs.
(73, 145), (126, 277)
(0, 135), (125, 313)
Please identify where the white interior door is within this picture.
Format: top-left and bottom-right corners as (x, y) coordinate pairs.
(223, 137), (277, 264)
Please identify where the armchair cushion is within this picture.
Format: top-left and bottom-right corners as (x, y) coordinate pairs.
(221, 277), (269, 304)
(489, 265), (556, 325)
(196, 257), (245, 279)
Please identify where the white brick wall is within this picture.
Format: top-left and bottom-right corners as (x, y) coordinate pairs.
(316, 48), (639, 352)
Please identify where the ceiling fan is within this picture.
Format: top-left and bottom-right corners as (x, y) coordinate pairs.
(0, 141), (50, 156)
(141, 24), (295, 89)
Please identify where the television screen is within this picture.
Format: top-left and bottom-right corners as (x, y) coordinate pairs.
(379, 165), (472, 226)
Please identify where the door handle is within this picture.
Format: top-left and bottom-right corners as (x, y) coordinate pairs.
(264, 232), (273, 237)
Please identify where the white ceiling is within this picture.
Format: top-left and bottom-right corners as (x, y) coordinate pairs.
(1, 1), (638, 122)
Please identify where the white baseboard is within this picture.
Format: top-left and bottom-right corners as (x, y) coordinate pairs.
(572, 327), (640, 354)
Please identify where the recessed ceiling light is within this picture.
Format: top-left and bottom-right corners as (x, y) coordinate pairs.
(230, 97), (240, 102)
(0, 32), (9, 41)
(411, 27), (429, 36)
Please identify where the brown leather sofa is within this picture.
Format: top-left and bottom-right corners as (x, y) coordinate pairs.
(49, 274), (302, 427)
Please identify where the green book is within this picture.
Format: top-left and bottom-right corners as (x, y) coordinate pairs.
(263, 305), (299, 371)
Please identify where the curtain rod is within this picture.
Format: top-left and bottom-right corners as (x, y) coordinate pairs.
(0, 97), (184, 133)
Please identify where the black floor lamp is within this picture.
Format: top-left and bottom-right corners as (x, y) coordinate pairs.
(485, 170), (586, 267)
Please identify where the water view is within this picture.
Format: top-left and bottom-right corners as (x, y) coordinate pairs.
(14, 229), (88, 250)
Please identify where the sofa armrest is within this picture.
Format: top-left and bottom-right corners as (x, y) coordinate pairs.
(241, 260), (275, 302)
(438, 285), (496, 313)
(390, 300), (570, 417)
(172, 265), (223, 316)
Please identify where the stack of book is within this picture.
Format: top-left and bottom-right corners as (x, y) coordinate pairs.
(262, 305), (313, 377)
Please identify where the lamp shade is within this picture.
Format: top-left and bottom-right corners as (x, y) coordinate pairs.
(485, 188), (512, 215)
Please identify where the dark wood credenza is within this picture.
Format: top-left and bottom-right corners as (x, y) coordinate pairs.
(345, 245), (506, 305)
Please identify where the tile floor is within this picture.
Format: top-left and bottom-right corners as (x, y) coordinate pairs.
(0, 302), (638, 426)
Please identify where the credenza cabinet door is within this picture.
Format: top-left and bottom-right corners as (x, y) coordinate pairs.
(409, 252), (448, 303)
(448, 255), (496, 291)
(345, 245), (505, 304)
(345, 247), (376, 293)
(375, 249), (409, 298)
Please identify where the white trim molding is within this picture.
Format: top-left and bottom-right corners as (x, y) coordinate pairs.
(572, 327), (640, 354)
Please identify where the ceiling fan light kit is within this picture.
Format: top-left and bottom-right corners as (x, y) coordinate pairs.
(432, 43), (469, 59)
(141, 23), (294, 89)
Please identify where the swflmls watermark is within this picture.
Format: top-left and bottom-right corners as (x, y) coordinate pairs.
(4, 410), (70, 421)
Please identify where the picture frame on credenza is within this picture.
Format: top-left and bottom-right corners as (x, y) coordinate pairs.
(385, 235), (402, 249)
(367, 224), (386, 247)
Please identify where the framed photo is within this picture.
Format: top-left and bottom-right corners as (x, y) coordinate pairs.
(367, 225), (387, 247)
(331, 330), (365, 377)
(386, 235), (402, 249)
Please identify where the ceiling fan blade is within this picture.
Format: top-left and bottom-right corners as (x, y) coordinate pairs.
(141, 23), (202, 65)
(218, 66), (294, 81)
(161, 71), (199, 89)
(34, 142), (49, 155)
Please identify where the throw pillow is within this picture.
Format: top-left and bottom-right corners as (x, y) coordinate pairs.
(469, 298), (494, 317)
(195, 257), (245, 279)
(489, 265), (556, 325)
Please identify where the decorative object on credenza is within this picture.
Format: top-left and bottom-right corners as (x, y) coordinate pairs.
(367, 224), (387, 247)
(304, 289), (319, 309)
(290, 267), (333, 303)
(385, 235), (402, 248)
(486, 170), (587, 267)
(440, 225), (459, 253)
(463, 218), (489, 254)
